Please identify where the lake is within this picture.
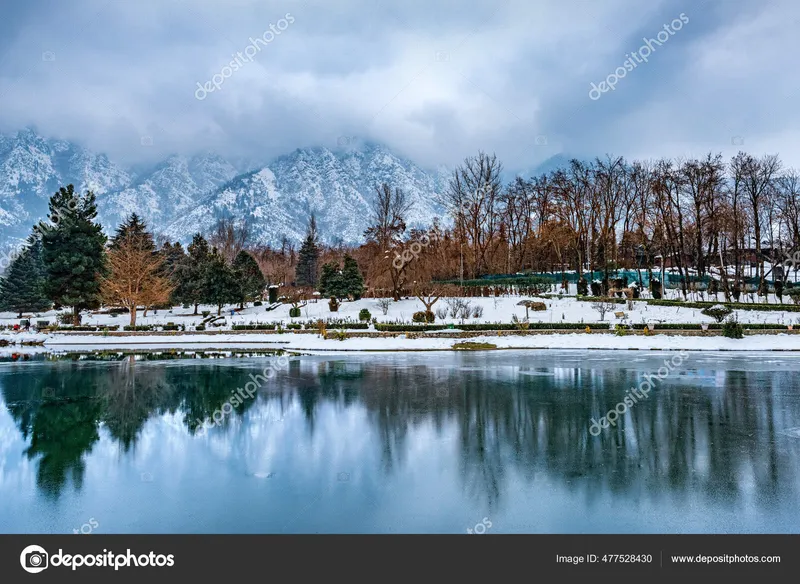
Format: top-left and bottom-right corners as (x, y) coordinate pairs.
(1, 350), (799, 533)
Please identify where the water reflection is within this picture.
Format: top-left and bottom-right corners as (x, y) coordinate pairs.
(1, 351), (800, 532)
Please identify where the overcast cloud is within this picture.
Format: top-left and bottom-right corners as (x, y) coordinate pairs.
(0, 0), (797, 174)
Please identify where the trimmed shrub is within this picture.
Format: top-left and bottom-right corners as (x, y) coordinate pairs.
(701, 304), (733, 323)
(412, 310), (435, 323)
(722, 318), (744, 339)
(195, 324), (206, 331)
(289, 307), (301, 318)
(577, 278), (589, 296)
(329, 297), (339, 312)
(358, 309), (372, 322)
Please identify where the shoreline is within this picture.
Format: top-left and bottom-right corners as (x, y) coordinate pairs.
(2, 331), (800, 352)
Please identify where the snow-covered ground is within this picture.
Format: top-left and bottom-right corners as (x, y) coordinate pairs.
(2, 293), (800, 330)
(2, 292), (800, 352)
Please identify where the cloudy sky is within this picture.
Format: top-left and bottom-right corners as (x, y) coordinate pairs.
(0, 0), (796, 175)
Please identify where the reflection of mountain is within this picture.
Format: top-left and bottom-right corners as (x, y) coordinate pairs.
(2, 355), (800, 509)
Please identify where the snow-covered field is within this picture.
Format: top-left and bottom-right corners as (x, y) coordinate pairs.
(2, 293), (800, 330)
(2, 293), (800, 352)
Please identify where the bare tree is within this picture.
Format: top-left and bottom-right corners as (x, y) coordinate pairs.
(439, 152), (503, 278)
(591, 300), (614, 321)
(208, 217), (251, 264)
(364, 183), (412, 300)
(740, 153), (782, 291)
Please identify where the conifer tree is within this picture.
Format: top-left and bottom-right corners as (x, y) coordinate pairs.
(109, 213), (152, 251)
(232, 250), (265, 308)
(203, 250), (240, 315)
(318, 261), (347, 299)
(41, 185), (107, 325)
(0, 235), (51, 317)
(295, 215), (319, 288)
(184, 234), (211, 314)
(160, 241), (188, 306)
(341, 254), (364, 300)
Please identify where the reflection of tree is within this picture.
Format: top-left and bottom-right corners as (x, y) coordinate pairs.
(99, 356), (175, 450)
(3, 354), (800, 511)
(24, 400), (102, 498)
(175, 362), (278, 434)
(302, 359), (800, 512)
(3, 365), (102, 499)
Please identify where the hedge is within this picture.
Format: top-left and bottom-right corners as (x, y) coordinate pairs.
(306, 322), (369, 330)
(647, 299), (800, 312)
(56, 325), (120, 331)
(231, 324), (276, 330)
(375, 324), (449, 332)
(373, 322), (792, 333)
(123, 325), (156, 331)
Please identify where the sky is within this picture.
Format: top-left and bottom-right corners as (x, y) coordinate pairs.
(0, 0), (797, 175)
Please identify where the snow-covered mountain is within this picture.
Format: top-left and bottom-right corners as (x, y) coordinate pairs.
(96, 153), (240, 231)
(163, 144), (447, 246)
(0, 128), (131, 239)
(0, 129), (449, 249)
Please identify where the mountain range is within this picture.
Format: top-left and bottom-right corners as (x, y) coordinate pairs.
(0, 128), (562, 251)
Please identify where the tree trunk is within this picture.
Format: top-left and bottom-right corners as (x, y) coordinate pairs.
(129, 308), (137, 327)
(217, 304), (222, 315)
(72, 305), (80, 326)
(194, 303), (199, 315)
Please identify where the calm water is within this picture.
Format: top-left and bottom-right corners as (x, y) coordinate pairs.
(1, 350), (800, 534)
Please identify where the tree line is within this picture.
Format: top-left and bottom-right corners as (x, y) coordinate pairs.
(0, 186), (267, 324)
(2, 148), (797, 321)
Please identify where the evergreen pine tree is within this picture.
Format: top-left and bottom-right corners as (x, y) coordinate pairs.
(160, 241), (188, 306)
(295, 215), (319, 288)
(318, 261), (347, 299)
(0, 235), (51, 317)
(232, 250), (265, 308)
(341, 254), (364, 300)
(109, 213), (152, 251)
(184, 234), (211, 314)
(41, 185), (107, 325)
(203, 250), (241, 315)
